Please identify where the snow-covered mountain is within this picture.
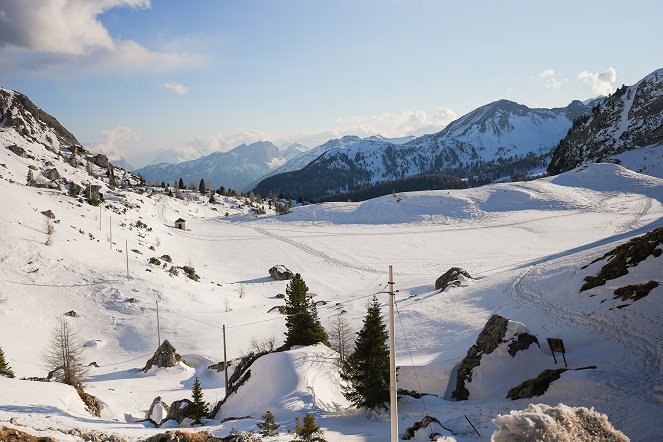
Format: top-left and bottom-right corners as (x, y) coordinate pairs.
(255, 100), (594, 199)
(548, 68), (663, 176)
(135, 141), (286, 191)
(1, 87), (80, 149)
(279, 142), (310, 160)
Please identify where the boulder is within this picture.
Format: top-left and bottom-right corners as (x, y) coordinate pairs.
(68, 182), (82, 196)
(506, 368), (567, 400)
(41, 209), (56, 219)
(451, 314), (541, 401)
(142, 340), (185, 371)
(5, 144), (27, 157)
(164, 399), (193, 424)
(435, 267), (472, 291)
(64, 310), (79, 318)
(208, 360), (232, 372)
(161, 255), (173, 263)
(45, 168), (60, 180)
(93, 154), (110, 168)
(147, 396), (170, 426)
(402, 415), (447, 440)
(268, 265), (294, 281)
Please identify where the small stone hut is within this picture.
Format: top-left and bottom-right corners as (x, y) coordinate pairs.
(175, 218), (186, 230)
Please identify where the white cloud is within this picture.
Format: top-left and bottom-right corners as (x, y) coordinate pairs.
(164, 82), (189, 95)
(577, 67), (617, 95)
(535, 69), (562, 90)
(0, 0), (199, 72)
(334, 108), (457, 138)
(91, 126), (141, 159)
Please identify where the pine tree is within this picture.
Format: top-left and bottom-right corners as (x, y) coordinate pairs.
(0, 345), (15, 378)
(257, 409), (280, 436)
(341, 295), (390, 410)
(293, 413), (326, 442)
(209, 193), (216, 204)
(188, 375), (209, 424)
(178, 178), (184, 189)
(168, 189), (174, 197)
(284, 274), (329, 348)
(199, 179), (206, 194)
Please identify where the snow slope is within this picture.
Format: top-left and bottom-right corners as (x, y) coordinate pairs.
(1, 146), (662, 441)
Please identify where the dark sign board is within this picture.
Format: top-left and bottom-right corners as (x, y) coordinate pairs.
(547, 337), (567, 367)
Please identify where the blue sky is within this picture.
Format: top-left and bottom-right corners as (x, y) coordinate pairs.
(0, 0), (660, 167)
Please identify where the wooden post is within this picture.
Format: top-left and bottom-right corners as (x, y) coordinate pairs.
(156, 300), (161, 347)
(125, 240), (129, 279)
(388, 265), (398, 442)
(223, 324), (229, 393)
(109, 215), (112, 249)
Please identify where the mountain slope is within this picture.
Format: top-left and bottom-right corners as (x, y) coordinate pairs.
(1, 87), (80, 148)
(255, 100), (593, 199)
(135, 141), (286, 190)
(548, 68), (663, 175)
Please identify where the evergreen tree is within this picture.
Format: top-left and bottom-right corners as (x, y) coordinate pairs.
(161, 181), (166, 188)
(340, 295), (390, 410)
(209, 193), (216, 204)
(257, 410), (280, 436)
(293, 413), (326, 442)
(199, 179), (206, 194)
(187, 376), (209, 424)
(178, 178), (184, 189)
(168, 189), (174, 197)
(284, 274), (329, 348)
(0, 345), (15, 378)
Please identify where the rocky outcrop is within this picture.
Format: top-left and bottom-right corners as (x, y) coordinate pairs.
(5, 144), (27, 158)
(506, 368), (567, 400)
(142, 340), (184, 372)
(93, 154), (110, 168)
(581, 227), (663, 291)
(451, 314), (540, 401)
(163, 399), (193, 424)
(402, 415), (447, 440)
(44, 168), (60, 180)
(435, 267), (472, 291)
(41, 209), (55, 219)
(147, 396), (170, 426)
(269, 265), (294, 281)
(613, 281), (660, 302)
(548, 68), (663, 174)
(143, 431), (224, 442)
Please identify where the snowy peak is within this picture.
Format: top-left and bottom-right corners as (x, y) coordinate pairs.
(0, 87), (80, 149)
(135, 140), (286, 190)
(548, 68), (663, 175)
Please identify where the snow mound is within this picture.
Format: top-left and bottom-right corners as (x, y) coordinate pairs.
(492, 403), (629, 442)
(0, 378), (90, 417)
(216, 344), (350, 420)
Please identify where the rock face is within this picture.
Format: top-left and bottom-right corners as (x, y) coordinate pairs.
(5, 144), (27, 157)
(451, 314), (541, 401)
(548, 68), (663, 175)
(93, 154), (110, 168)
(147, 396), (170, 426)
(435, 267), (472, 291)
(402, 415), (445, 440)
(269, 265), (294, 281)
(581, 227), (663, 291)
(506, 368), (567, 400)
(45, 168), (60, 180)
(163, 399), (193, 424)
(41, 209), (55, 219)
(142, 340), (184, 372)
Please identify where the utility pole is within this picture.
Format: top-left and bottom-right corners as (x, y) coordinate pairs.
(109, 215), (112, 249)
(99, 205), (102, 230)
(156, 300), (161, 347)
(223, 324), (229, 393)
(388, 265), (398, 442)
(125, 240), (129, 279)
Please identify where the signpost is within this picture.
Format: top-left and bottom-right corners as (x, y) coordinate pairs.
(547, 337), (567, 367)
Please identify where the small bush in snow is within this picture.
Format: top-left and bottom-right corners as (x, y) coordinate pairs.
(181, 266), (200, 281)
(491, 403), (629, 442)
(148, 257), (161, 266)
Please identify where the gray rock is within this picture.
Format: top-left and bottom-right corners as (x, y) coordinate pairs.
(94, 154), (110, 168)
(45, 168), (60, 180)
(268, 265), (294, 281)
(506, 368), (567, 400)
(163, 398), (193, 424)
(41, 209), (56, 219)
(435, 267), (472, 291)
(146, 396), (170, 426)
(142, 340), (185, 371)
(402, 415), (445, 440)
(68, 182), (82, 196)
(64, 310), (79, 318)
(5, 144), (27, 157)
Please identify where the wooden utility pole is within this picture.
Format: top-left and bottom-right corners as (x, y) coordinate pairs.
(388, 265), (398, 442)
(109, 215), (112, 249)
(125, 240), (129, 279)
(156, 300), (161, 347)
(223, 324), (229, 393)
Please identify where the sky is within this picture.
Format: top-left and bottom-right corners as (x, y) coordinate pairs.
(0, 0), (661, 168)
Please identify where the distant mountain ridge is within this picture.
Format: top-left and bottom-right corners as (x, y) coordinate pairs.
(254, 99), (594, 200)
(548, 68), (663, 175)
(135, 141), (287, 190)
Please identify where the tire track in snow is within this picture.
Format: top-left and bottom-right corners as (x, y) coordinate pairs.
(505, 265), (661, 400)
(617, 196), (652, 233)
(251, 226), (384, 275)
